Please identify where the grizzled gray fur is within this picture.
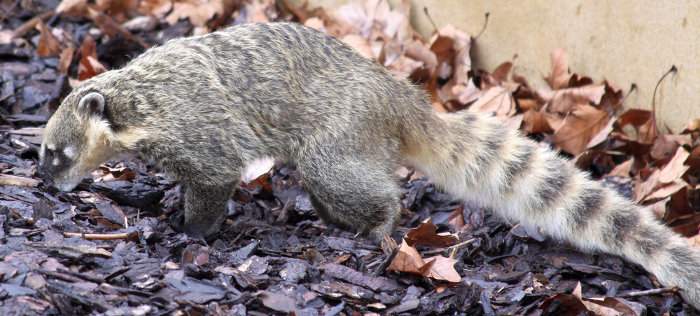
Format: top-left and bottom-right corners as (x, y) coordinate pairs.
(39, 22), (700, 309)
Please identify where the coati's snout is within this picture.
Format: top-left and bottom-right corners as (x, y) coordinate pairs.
(40, 91), (121, 192)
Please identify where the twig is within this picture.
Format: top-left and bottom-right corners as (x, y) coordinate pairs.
(372, 246), (399, 277)
(11, 11), (54, 39)
(63, 232), (134, 240)
(620, 83), (638, 105)
(646, 65), (678, 140)
(620, 287), (678, 298)
(421, 238), (476, 256)
(36, 269), (85, 283)
(56, 268), (105, 283)
(449, 238), (476, 258)
(423, 7), (438, 35)
(475, 12), (490, 39)
(0, 174), (40, 187)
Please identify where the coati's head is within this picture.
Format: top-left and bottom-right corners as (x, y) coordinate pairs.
(38, 86), (140, 191)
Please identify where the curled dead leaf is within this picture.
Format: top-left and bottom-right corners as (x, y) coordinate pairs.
(546, 48), (570, 90)
(78, 35), (106, 80)
(58, 46), (75, 74)
(467, 86), (516, 118)
(56, 0), (88, 16)
(523, 109), (554, 134)
(405, 218), (458, 248)
(421, 255), (461, 283)
(387, 240), (423, 274)
(553, 104), (610, 155)
(387, 240), (461, 283)
(658, 147), (690, 184)
(36, 22), (62, 57)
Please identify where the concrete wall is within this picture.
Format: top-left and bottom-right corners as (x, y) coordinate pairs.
(300, 0), (700, 131)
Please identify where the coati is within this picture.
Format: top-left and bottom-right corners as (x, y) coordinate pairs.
(38, 22), (700, 308)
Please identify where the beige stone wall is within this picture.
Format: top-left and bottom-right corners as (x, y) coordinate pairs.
(297, 0), (700, 131)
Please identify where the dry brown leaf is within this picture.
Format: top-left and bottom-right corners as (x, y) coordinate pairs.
(430, 24), (471, 100)
(517, 98), (540, 112)
(523, 109), (553, 134)
(467, 86), (516, 118)
(547, 48), (570, 89)
(635, 169), (661, 203)
(658, 147), (690, 183)
(540, 84), (606, 113)
(78, 35), (106, 80)
(635, 149), (690, 203)
(447, 208), (465, 230)
(387, 240), (424, 274)
(95, 165), (137, 182)
(586, 117), (615, 149)
(87, 7), (148, 48)
(643, 181), (686, 202)
(650, 134), (691, 162)
(388, 240), (461, 283)
(431, 101), (448, 113)
(56, 0), (88, 16)
(241, 157), (274, 183)
(404, 39), (437, 71)
(422, 256), (461, 283)
(404, 218), (458, 248)
(491, 61), (513, 83)
(36, 22), (62, 57)
(545, 112), (565, 131)
(58, 45), (75, 74)
(95, 0), (138, 22)
(303, 17), (324, 30)
(608, 159), (633, 177)
(504, 113), (524, 130)
(617, 109), (657, 144)
(387, 56), (423, 79)
(451, 79), (480, 105)
(552, 104), (610, 155)
(138, 0), (173, 18)
(340, 34), (373, 59)
(166, 0), (233, 27)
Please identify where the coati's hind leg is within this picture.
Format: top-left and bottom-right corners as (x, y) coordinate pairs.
(171, 181), (235, 238)
(297, 144), (402, 242)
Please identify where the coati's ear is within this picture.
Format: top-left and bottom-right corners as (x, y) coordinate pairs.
(78, 92), (105, 117)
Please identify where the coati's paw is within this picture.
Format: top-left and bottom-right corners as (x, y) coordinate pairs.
(168, 209), (223, 238)
(366, 222), (397, 246)
(168, 209), (187, 234)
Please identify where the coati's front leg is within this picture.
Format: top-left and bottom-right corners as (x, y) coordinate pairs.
(174, 181), (235, 238)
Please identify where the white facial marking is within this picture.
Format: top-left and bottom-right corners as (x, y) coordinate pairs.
(47, 143), (56, 151)
(52, 157), (60, 166)
(64, 146), (76, 159)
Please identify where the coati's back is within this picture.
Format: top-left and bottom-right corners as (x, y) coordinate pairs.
(119, 23), (428, 159)
(38, 22), (700, 309)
